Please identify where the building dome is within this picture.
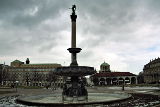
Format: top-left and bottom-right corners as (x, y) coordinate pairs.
(100, 62), (109, 67)
(11, 60), (24, 67)
(100, 61), (110, 73)
(12, 60), (22, 63)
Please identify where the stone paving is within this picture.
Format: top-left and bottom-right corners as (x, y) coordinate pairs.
(0, 86), (159, 107)
(0, 88), (56, 97)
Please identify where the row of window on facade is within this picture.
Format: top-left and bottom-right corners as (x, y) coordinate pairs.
(92, 77), (137, 86)
(7, 68), (55, 72)
(145, 63), (160, 68)
(1, 68), (63, 87)
(2, 81), (63, 87)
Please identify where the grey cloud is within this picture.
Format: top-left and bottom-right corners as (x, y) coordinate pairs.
(0, 0), (160, 74)
(0, 0), (70, 28)
(0, 0), (72, 56)
(76, 0), (160, 48)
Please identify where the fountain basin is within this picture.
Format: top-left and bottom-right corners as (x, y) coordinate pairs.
(16, 92), (131, 106)
(54, 66), (95, 76)
(67, 48), (82, 53)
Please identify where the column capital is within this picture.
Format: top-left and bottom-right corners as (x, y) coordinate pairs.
(71, 14), (77, 22)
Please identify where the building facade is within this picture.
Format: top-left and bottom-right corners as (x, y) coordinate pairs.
(91, 62), (137, 86)
(2, 58), (63, 87)
(143, 58), (160, 84)
(0, 64), (3, 85)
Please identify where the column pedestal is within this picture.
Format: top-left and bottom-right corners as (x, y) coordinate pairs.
(62, 76), (88, 102)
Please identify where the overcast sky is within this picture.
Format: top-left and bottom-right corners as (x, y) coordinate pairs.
(0, 0), (160, 74)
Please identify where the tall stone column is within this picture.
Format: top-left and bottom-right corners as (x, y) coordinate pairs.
(71, 14), (77, 66)
(68, 8), (81, 66)
(54, 5), (95, 102)
(71, 15), (77, 48)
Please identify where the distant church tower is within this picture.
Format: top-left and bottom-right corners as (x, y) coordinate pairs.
(26, 58), (30, 64)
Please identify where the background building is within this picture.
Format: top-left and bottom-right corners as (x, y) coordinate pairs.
(91, 62), (137, 86)
(137, 71), (145, 84)
(142, 57), (160, 84)
(2, 58), (63, 88)
(0, 64), (3, 85)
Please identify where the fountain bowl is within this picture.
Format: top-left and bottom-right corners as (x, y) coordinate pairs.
(54, 66), (95, 76)
(16, 92), (131, 106)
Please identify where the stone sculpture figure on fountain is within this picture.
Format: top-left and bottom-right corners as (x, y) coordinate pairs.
(71, 4), (76, 15)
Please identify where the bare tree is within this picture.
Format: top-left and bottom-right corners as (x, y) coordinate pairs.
(1, 69), (10, 85)
(0, 64), (3, 85)
(10, 73), (17, 83)
(92, 76), (99, 86)
(46, 71), (58, 86)
(23, 72), (31, 86)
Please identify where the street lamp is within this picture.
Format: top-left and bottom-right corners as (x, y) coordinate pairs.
(1, 63), (5, 86)
(15, 81), (19, 92)
(122, 80), (125, 91)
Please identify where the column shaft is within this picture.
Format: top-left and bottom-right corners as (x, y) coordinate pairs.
(71, 21), (76, 48)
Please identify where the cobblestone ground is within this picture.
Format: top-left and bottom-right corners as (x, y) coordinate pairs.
(103, 93), (160, 107)
(0, 87), (159, 107)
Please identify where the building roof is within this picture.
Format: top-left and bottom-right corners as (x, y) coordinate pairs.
(21, 63), (61, 68)
(6, 66), (56, 72)
(143, 57), (160, 70)
(23, 63), (60, 65)
(94, 72), (136, 77)
(12, 60), (23, 63)
(100, 61), (109, 66)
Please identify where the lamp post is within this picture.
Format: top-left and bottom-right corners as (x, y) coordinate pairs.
(1, 63), (5, 86)
(15, 81), (19, 92)
(158, 80), (160, 90)
(122, 80), (125, 91)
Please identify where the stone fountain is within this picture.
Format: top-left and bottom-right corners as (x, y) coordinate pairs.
(54, 4), (95, 102)
(16, 5), (131, 106)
